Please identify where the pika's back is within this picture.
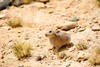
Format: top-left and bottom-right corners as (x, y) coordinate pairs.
(57, 31), (71, 41)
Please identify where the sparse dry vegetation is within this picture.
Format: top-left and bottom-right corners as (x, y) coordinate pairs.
(7, 17), (23, 28)
(89, 54), (100, 65)
(57, 52), (67, 59)
(88, 55), (100, 65)
(94, 47), (100, 55)
(76, 40), (88, 50)
(97, 0), (100, 6)
(88, 47), (100, 65)
(12, 41), (32, 60)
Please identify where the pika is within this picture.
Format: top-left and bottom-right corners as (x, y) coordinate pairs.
(45, 30), (71, 52)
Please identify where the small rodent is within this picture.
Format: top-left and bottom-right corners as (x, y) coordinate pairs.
(45, 30), (71, 52)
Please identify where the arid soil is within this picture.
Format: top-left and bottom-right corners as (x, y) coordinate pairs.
(0, 0), (100, 67)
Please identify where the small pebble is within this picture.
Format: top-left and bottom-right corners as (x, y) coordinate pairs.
(18, 65), (24, 67)
(36, 56), (42, 61)
(78, 27), (86, 32)
(25, 38), (29, 40)
(92, 23), (100, 31)
(69, 17), (79, 22)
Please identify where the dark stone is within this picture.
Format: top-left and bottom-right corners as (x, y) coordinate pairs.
(69, 17), (79, 22)
(18, 65), (24, 67)
(36, 56), (42, 61)
(35, 55), (47, 61)
(12, 0), (23, 7)
(0, 0), (12, 10)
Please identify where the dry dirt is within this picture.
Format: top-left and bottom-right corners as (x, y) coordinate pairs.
(0, 0), (100, 67)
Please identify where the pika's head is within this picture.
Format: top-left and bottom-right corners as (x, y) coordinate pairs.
(45, 30), (60, 38)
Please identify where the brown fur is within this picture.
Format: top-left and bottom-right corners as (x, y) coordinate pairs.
(45, 30), (71, 52)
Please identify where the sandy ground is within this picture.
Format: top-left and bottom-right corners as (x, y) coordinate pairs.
(0, 0), (100, 67)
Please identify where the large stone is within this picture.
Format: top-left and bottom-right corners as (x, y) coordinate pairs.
(0, 0), (11, 10)
(32, 2), (46, 9)
(92, 23), (100, 31)
(38, 0), (49, 3)
(22, 0), (32, 4)
(12, 0), (33, 6)
(57, 21), (78, 31)
(12, 0), (22, 6)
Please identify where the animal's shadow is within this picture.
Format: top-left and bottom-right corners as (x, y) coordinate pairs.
(58, 42), (74, 52)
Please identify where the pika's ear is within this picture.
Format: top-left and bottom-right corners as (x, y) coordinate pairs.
(56, 30), (60, 34)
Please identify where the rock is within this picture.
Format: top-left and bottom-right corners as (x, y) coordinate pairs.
(22, 0), (33, 4)
(69, 17), (79, 22)
(2, 26), (11, 30)
(33, 2), (46, 9)
(12, 0), (33, 6)
(77, 52), (84, 59)
(0, 52), (2, 59)
(36, 55), (46, 61)
(25, 37), (29, 40)
(78, 27), (86, 32)
(0, 14), (5, 19)
(0, 42), (3, 59)
(77, 51), (88, 62)
(36, 56), (42, 61)
(57, 21), (78, 31)
(87, 38), (92, 41)
(12, 0), (22, 6)
(92, 23), (100, 31)
(2, 61), (5, 63)
(0, 0), (11, 10)
(0, 25), (2, 27)
(38, 0), (49, 3)
(18, 65), (24, 67)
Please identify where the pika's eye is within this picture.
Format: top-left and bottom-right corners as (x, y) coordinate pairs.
(49, 31), (52, 33)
